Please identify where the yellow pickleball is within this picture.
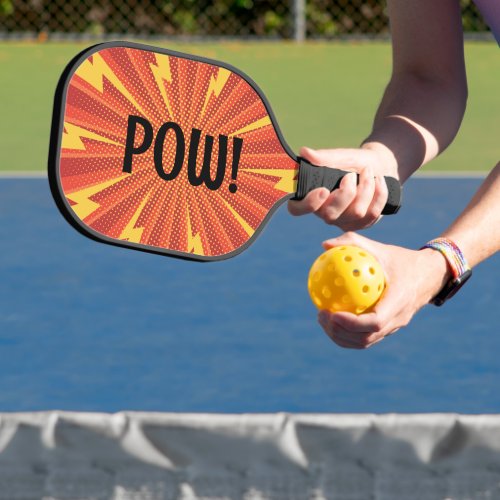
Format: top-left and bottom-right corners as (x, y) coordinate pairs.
(308, 245), (385, 314)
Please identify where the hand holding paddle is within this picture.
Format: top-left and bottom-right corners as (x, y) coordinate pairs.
(289, 146), (399, 231)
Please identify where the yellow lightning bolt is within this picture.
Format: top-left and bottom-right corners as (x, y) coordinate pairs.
(76, 53), (146, 115)
(228, 117), (271, 137)
(149, 54), (174, 118)
(119, 191), (152, 243)
(241, 168), (297, 193)
(62, 122), (122, 151)
(186, 208), (204, 255)
(220, 198), (254, 237)
(66, 176), (128, 220)
(200, 68), (231, 119)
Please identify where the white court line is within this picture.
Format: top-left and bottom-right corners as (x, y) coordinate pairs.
(0, 171), (47, 178)
(0, 170), (489, 179)
(414, 170), (487, 178)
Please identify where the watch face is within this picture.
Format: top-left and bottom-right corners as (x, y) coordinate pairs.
(432, 269), (472, 306)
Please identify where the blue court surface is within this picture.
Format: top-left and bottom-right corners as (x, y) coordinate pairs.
(0, 176), (498, 413)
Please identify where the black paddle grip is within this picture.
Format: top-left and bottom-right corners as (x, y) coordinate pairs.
(294, 157), (402, 215)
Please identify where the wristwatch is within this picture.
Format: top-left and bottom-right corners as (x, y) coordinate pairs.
(421, 238), (472, 306)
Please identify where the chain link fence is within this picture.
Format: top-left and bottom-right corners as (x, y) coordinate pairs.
(0, 0), (491, 40)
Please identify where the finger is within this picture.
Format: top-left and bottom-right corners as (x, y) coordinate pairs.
(385, 328), (400, 337)
(331, 337), (365, 349)
(360, 328), (399, 348)
(330, 323), (371, 347)
(332, 290), (402, 339)
(288, 187), (330, 216)
(329, 327), (380, 349)
(322, 326), (365, 349)
(371, 174), (389, 215)
(339, 215), (382, 233)
(364, 335), (386, 348)
(331, 317), (390, 349)
(318, 310), (349, 339)
(362, 175), (389, 225)
(322, 231), (369, 250)
(318, 310), (333, 330)
(330, 311), (385, 335)
(299, 146), (325, 165)
(342, 164), (376, 221)
(315, 172), (357, 224)
(319, 311), (371, 348)
(319, 310), (390, 349)
(367, 289), (411, 335)
(324, 172), (390, 231)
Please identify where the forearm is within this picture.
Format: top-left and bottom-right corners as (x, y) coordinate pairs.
(363, 73), (467, 182)
(441, 162), (500, 267)
(418, 162), (500, 303)
(361, 0), (467, 183)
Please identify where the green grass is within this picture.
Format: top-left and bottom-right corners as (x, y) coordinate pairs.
(0, 41), (497, 172)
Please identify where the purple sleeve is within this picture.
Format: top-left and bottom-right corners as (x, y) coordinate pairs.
(473, 0), (500, 45)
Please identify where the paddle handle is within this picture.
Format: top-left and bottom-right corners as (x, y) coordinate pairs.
(294, 157), (402, 215)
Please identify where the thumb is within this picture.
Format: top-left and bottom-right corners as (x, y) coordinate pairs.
(322, 231), (368, 250)
(299, 147), (366, 170)
(321, 233), (389, 271)
(299, 146), (324, 165)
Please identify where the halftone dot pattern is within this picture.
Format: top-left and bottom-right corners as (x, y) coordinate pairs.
(58, 46), (297, 258)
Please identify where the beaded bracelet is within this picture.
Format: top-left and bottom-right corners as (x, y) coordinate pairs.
(420, 238), (472, 306)
(421, 238), (470, 279)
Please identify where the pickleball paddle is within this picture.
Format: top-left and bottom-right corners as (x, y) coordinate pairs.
(48, 41), (401, 261)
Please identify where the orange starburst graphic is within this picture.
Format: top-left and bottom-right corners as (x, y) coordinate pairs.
(58, 45), (298, 258)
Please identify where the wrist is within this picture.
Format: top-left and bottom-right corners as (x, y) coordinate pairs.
(361, 141), (399, 178)
(417, 248), (453, 303)
(420, 238), (472, 306)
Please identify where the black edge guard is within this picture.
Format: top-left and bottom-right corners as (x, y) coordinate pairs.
(293, 157), (402, 215)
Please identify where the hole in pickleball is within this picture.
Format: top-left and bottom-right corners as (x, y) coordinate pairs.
(352, 269), (360, 277)
(369, 267), (375, 275)
(344, 256), (352, 262)
(327, 264), (335, 272)
(359, 251), (366, 257)
(313, 272), (321, 282)
(334, 277), (344, 286)
(362, 285), (369, 293)
(313, 294), (322, 307)
(378, 284), (382, 291)
(342, 295), (351, 304)
(356, 306), (366, 314)
(322, 286), (332, 299)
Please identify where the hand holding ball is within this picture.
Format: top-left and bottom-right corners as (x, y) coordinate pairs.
(308, 245), (385, 314)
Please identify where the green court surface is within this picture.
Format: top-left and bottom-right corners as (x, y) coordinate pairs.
(0, 41), (497, 172)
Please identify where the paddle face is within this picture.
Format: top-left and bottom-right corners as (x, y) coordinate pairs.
(49, 41), (298, 261)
